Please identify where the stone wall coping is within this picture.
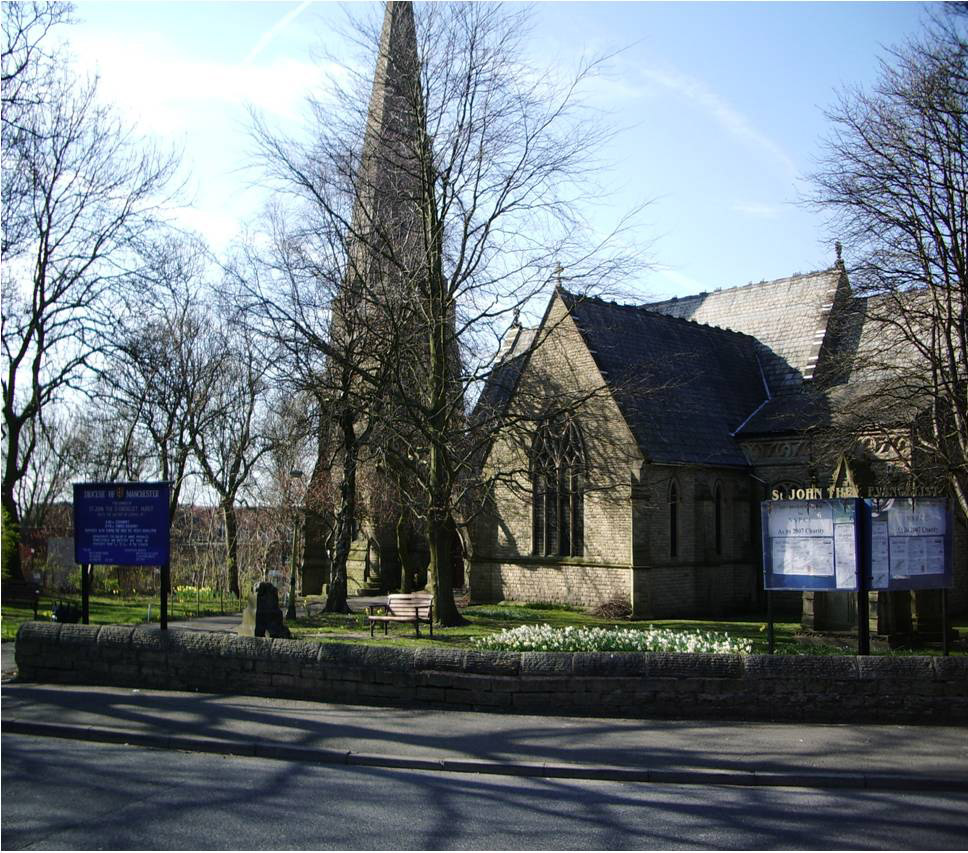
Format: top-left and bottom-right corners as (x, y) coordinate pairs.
(16, 621), (968, 682)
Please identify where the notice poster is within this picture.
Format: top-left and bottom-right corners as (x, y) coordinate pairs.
(870, 520), (890, 589)
(74, 482), (170, 566)
(762, 500), (859, 590)
(772, 537), (834, 576)
(867, 498), (951, 590)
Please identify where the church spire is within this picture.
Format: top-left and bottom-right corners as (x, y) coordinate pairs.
(356, 1), (421, 216)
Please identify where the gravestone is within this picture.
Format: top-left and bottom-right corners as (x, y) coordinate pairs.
(238, 582), (292, 639)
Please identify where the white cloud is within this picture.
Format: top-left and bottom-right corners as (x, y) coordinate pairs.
(637, 65), (799, 181)
(68, 33), (329, 133)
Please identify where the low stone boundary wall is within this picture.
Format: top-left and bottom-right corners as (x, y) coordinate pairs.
(15, 622), (968, 724)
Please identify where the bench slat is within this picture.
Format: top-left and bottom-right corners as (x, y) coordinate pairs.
(368, 593), (434, 638)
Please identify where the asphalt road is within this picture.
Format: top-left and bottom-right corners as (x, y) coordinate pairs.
(4, 733), (968, 851)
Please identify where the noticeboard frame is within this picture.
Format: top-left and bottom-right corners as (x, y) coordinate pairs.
(761, 498), (862, 591)
(864, 496), (953, 591)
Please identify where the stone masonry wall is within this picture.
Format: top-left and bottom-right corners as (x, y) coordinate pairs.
(472, 293), (642, 606)
(473, 561), (630, 609)
(15, 622), (968, 724)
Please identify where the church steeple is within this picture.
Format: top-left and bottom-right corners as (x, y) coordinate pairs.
(354, 1), (422, 237)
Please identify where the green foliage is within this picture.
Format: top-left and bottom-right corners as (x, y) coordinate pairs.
(174, 585), (219, 601)
(511, 600), (582, 612)
(1, 507), (19, 581)
(3, 597), (963, 655)
(0, 594), (238, 641)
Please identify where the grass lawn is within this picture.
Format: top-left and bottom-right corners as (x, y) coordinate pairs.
(4, 595), (964, 655)
(1, 594), (236, 642)
(288, 602), (968, 656)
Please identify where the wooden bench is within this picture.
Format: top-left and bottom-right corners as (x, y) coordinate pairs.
(2, 580), (41, 619)
(367, 592), (433, 638)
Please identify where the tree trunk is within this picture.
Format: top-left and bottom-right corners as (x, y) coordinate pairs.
(324, 408), (355, 614)
(222, 500), (240, 597)
(1, 488), (24, 581)
(427, 513), (464, 626)
(1, 411), (26, 580)
(397, 512), (413, 593)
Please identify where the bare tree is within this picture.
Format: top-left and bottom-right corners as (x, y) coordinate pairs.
(12, 407), (80, 534)
(1, 3), (178, 579)
(811, 10), (968, 517)
(105, 237), (222, 524)
(228, 209), (395, 613)
(191, 303), (275, 598)
(251, 2), (642, 625)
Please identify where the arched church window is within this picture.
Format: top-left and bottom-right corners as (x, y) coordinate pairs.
(531, 418), (585, 557)
(714, 483), (724, 555)
(669, 481), (679, 558)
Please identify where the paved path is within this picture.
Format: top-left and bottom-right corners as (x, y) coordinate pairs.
(4, 607), (968, 791)
(4, 677), (967, 791)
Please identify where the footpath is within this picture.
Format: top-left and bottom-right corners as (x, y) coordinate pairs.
(3, 614), (967, 792)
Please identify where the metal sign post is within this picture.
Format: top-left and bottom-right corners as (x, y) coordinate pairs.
(161, 562), (170, 630)
(766, 590), (775, 654)
(81, 564), (91, 625)
(857, 573), (870, 656)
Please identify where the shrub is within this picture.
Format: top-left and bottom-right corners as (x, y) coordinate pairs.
(593, 595), (632, 620)
(472, 624), (753, 655)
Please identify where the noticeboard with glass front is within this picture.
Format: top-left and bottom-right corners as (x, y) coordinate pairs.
(866, 497), (952, 590)
(762, 499), (861, 590)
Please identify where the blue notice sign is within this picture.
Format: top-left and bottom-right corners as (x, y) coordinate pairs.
(73, 482), (170, 565)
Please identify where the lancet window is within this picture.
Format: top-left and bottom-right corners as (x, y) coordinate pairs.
(531, 418), (585, 557)
(669, 481), (679, 558)
(714, 483), (724, 555)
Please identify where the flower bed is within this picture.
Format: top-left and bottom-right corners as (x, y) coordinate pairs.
(472, 623), (753, 655)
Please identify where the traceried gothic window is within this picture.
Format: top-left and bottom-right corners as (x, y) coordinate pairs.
(669, 481), (679, 558)
(532, 418), (585, 557)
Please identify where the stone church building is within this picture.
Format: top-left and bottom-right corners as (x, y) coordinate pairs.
(301, 1), (965, 632)
(469, 262), (968, 628)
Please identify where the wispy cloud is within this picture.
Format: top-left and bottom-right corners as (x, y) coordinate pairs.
(244, 1), (314, 66)
(654, 267), (706, 296)
(732, 202), (781, 218)
(638, 65), (799, 180)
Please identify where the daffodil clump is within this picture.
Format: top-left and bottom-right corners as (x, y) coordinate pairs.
(472, 624), (753, 655)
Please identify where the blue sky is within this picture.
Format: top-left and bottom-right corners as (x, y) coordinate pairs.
(64, 1), (935, 300)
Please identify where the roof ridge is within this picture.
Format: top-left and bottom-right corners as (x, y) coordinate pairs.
(646, 265), (841, 306)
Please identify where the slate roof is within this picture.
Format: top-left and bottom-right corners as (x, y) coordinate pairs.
(560, 290), (767, 466)
(645, 268), (844, 395)
(734, 392), (829, 437)
(738, 381), (926, 438)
